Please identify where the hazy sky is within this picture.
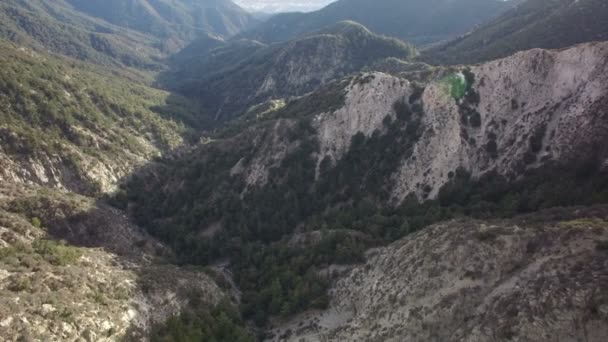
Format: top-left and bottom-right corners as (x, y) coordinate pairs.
(234, 0), (335, 13)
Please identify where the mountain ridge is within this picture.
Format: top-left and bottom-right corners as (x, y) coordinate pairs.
(425, 0), (608, 64)
(238, 0), (515, 45)
(0, 0), (256, 70)
(165, 21), (417, 122)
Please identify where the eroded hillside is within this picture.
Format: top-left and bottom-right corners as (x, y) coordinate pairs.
(0, 40), (198, 195)
(0, 183), (227, 341)
(269, 206), (608, 341)
(426, 0), (608, 64)
(1, 0), (608, 339)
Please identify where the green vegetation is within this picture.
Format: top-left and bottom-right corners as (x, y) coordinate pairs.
(214, 78), (349, 139)
(118, 85), (606, 331)
(0, 39), (199, 193)
(30, 217), (41, 228)
(166, 21), (416, 121)
(426, 0), (608, 64)
(241, 0), (511, 45)
(120, 102), (608, 328)
(0, 0), (161, 69)
(0, 39), (196, 153)
(66, 0), (256, 42)
(0, 0), (256, 70)
(32, 239), (83, 266)
(151, 299), (253, 342)
(0, 238), (82, 270)
(442, 73), (468, 100)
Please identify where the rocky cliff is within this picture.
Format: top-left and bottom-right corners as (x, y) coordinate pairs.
(269, 206), (608, 341)
(231, 41), (608, 204)
(393, 41), (608, 201)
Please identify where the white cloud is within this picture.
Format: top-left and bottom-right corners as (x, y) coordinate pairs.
(234, 0), (336, 13)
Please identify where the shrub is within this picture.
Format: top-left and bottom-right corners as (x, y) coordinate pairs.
(486, 140), (498, 157)
(31, 217), (41, 228)
(393, 100), (412, 121)
(469, 112), (482, 127)
(33, 239), (82, 266)
(530, 125), (547, 153)
(595, 241), (608, 251)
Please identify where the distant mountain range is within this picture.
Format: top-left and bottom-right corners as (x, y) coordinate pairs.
(65, 0), (257, 40)
(0, 0), (256, 69)
(234, 0), (335, 13)
(164, 21), (417, 121)
(425, 0), (608, 64)
(238, 0), (516, 45)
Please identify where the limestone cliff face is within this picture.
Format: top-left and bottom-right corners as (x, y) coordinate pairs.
(314, 73), (412, 176)
(232, 73), (413, 188)
(269, 206), (608, 342)
(302, 42), (608, 202)
(230, 42), (608, 202)
(392, 42), (608, 201)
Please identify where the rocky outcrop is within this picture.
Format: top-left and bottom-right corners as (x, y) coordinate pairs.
(392, 41), (608, 201)
(224, 42), (608, 204)
(269, 206), (608, 341)
(0, 184), (225, 341)
(314, 73), (412, 176)
(0, 139), (160, 195)
(231, 119), (300, 187)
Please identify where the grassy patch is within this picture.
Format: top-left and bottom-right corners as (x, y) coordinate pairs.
(32, 239), (82, 266)
(442, 73), (468, 100)
(559, 218), (607, 230)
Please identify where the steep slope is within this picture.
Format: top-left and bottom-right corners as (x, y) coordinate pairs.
(269, 206), (608, 341)
(0, 0), (256, 69)
(239, 0), (514, 45)
(391, 41), (608, 201)
(0, 0), (165, 69)
(0, 183), (229, 341)
(120, 42), (608, 329)
(65, 0), (257, 40)
(0, 37), (249, 342)
(169, 21), (417, 121)
(0, 40), (198, 195)
(426, 0), (608, 64)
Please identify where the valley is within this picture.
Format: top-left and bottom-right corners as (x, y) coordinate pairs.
(0, 0), (607, 341)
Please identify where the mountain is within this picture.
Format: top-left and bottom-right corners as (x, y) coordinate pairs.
(426, 0), (608, 64)
(238, 0), (515, 45)
(0, 39), (198, 195)
(1, 0), (608, 340)
(0, 0), (165, 69)
(0, 34), (247, 341)
(0, 182), (230, 341)
(118, 41), (608, 331)
(65, 0), (257, 40)
(166, 21), (417, 121)
(270, 206), (608, 341)
(0, 0), (256, 69)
